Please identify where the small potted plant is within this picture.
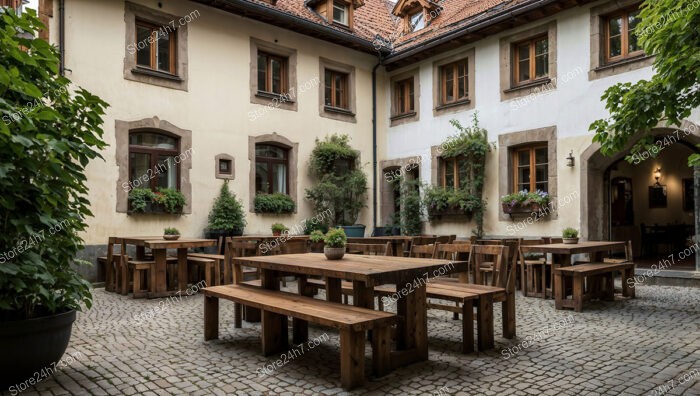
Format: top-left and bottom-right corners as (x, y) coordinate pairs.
(324, 228), (347, 260)
(164, 227), (181, 240)
(309, 230), (325, 253)
(562, 227), (579, 244)
(271, 223), (289, 237)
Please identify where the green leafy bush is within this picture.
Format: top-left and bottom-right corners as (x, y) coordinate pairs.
(423, 185), (484, 218)
(164, 227), (180, 235)
(154, 188), (186, 214)
(254, 193), (295, 214)
(128, 188), (156, 213)
(207, 181), (246, 232)
(271, 223), (289, 233)
(324, 228), (347, 248)
(303, 218), (329, 234)
(309, 230), (325, 243)
(562, 228), (579, 238)
(0, 10), (108, 319)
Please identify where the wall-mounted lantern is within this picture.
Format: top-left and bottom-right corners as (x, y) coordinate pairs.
(566, 150), (575, 167)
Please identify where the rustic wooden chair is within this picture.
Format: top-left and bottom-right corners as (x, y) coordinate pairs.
(434, 241), (472, 319)
(435, 235), (456, 244)
(603, 241), (634, 263)
(346, 242), (393, 256)
(280, 238), (310, 254)
(519, 238), (547, 298)
(408, 242), (438, 258)
(476, 239), (519, 286)
(188, 236), (227, 284)
(104, 237), (124, 292)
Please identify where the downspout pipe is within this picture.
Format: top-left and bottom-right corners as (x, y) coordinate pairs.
(371, 58), (382, 232)
(59, 0), (65, 76)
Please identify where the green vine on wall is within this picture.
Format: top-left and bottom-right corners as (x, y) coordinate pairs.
(423, 113), (494, 237)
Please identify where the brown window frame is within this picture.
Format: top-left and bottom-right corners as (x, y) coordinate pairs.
(512, 35), (548, 86)
(257, 51), (289, 95)
(603, 7), (644, 64)
(394, 77), (415, 116)
(511, 144), (548, 193)
(128, 131), (181, 192)
(135, 20), (177, 75)
(439, 59), (469, 105)
(439, 156), (467, 190)
(324, 69), (349, 110)
(255, 144), (290, 195)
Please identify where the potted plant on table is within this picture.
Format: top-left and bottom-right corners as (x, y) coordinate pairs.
(324, 228), (347, 260)
(309, 230), (325, 252)
(163, 227), (181, 240)
(205, 181), (246, 241)
(271, 223), (289, 237)
(562, 228), (580, 244)
(0, 10), (107, 388)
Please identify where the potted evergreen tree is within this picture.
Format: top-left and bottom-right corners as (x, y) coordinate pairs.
(205, 181), (246, 240)
(305, 134), (368, 237)
(0, 10), (107, 387)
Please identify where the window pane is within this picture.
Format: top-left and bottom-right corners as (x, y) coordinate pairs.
(518, 58), (530, 82)
(444, 159), (455, 188)
(410, 12), (425, 32)
(129, 152), (151, 189)
(396, 82), (406, 113)
(324, 70), (332, 106)
(609, 35), (622, 58)
(272, 163), (287, 194)
(628, 11), (641, 53)
(608, 17), (622, 58)
(271, 58), (282, 94)
(444, 66), (454, 102)
(408, 80), (415, 111)
(517, 167), (531, 191)
(129, 132), (177, 149)
(333, 2), (347, 25)
(535, 39), (548, 56)
(535, 55), (548, 78)
(335, 74), (343, 107)
(536, 182), (548, 193)
(219, 159), (231, 174)
(518, 150), (530, 166)
(156, 155), (177, 189)
(535, 164), (548, 184)
(609, 16), (622, 36)
(255, 144), (286, 159)
(458, 159), (468, 189)
(258, 54), (268, 91)
(458, 62), (467, 98)
(255, 162), (270, 193)
(156, 30), (171, 72)
(535, 147), (548, 164)
(136, 26), (152, 67)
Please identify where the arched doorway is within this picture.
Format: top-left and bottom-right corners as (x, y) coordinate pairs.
(581, 122), (700, 272)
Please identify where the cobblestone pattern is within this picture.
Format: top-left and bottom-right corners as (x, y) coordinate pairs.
(3, 285), (699, 396)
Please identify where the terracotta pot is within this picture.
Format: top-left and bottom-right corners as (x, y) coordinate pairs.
(562, 237), (579, 244)
(324, 246), (345, 260)
(163, 234), (180, 241)
(272, 230), (282, 236)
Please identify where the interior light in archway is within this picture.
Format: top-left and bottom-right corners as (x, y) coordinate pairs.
(654, 168), (662, 186)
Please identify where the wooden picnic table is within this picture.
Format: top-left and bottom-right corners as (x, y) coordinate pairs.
(233, 253), (467, 368)
(347, 236), (414, 257)
(120, 237), (216, 298)
(520, 241), (627, 297)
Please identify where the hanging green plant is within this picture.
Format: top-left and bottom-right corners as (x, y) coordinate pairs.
(423, 113), (493, 237)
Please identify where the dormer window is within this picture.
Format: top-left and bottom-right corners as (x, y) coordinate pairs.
(409, 10), (425, 32)
(333, 1), (349, 25)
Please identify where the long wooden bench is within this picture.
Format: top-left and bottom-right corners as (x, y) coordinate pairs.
(203, 284), (396, 389)
(554, 262), (635, 312)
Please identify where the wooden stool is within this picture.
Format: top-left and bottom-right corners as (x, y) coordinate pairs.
(188, 256), (219, 288)
(128, 260), (155, 298)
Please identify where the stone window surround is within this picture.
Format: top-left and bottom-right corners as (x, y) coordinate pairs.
(215, 154), (235, 180)
(432, 47), (476, 116)
(249, 38), (298, 111)
(124, 2), (189, 91)
(248, 133), (299, 213)
(379, 156), (421, 225)
(497, 126), (558, 221)
(499, 21), (557, 101)
(588, 0), (652, 81)
(389, 68), (420, 126)
(115, 116), (192, 214)
(318, 57), (357, 123)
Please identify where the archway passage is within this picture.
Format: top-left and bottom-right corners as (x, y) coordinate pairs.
(581, 124), (700, 273)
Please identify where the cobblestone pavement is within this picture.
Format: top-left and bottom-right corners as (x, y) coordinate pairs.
(4, 285), (699, 396)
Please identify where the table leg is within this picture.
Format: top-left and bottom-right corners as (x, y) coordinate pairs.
(177, 248), (188, 292)
(152, 248), (167, 297)
(502, 291), (516, 339)
(326, 278), (342, 303)
(261, 269), (287, 355)
(395, 279), (428, 360)
(293, 276), (310, 344)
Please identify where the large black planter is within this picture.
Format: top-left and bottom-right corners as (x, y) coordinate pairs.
(0, 310), (76, 388)
(340, 225), (366, 237)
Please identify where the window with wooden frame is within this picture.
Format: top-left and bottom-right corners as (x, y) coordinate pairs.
(512, 145), (548, 193)
(324, 69), (349, 110)
(512, 36), (548, 86)
(129, 132), (180, 191)
(332, 1), (349, 25)
(439, 156), (468, 189)
(135, 20), (177, 75)
(604, 7), (643, 63)
(394, 77), (415, 116)
(439, 59), (469, 105)
(255, 144), (289, 195)
(257, 52), (288, 95)
(408, 9), (425, 32)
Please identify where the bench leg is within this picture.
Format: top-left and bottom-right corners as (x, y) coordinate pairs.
(293, 277), (310, 344)
(554, 272), (564, 310)
(623, 267), (635, 298)
(204, 264), (213, 289)
(120, 262), (129, 295)
(262, 311), (288, 356)
(234, 302), (242, 328)
(371, 325), (391, 377)
(502, 292), (516, 339)
(573, 274), (584, 312)
(476, 295), (494, 351)
(340, 328), (365, 390)
(461, 301), (474, 353)
(214, 260), (221, 286)
(204, 296), (219, 340)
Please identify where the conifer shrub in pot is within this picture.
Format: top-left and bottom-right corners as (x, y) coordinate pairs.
(205, 181), (246, 242)
(0, 9), (107, 387)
